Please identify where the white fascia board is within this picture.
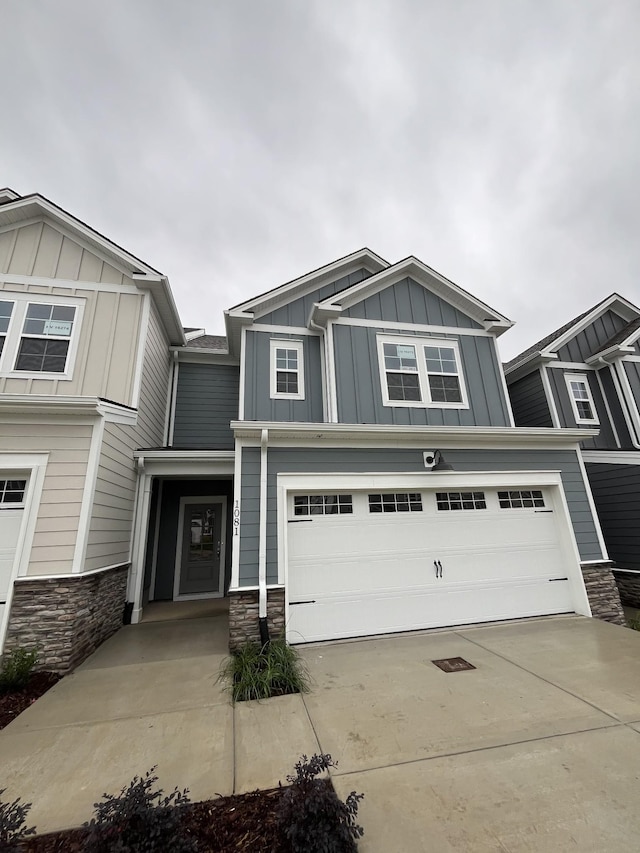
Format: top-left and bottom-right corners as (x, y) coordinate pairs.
(0, 196), (163, 277)
(184, 328), (206, 341)
(171, 349), (238, 365)
(134, 449), (235, 461)
(314, 257), (513, 335)
(585, 344), (636, 365)
(504, 351), (558, 381)
(230, 421), (597, 449)
(0, 395), (102, 416)
(132, 274), (185, 346)
(229, 249), (389, 317)
(582, 450), (640, 464)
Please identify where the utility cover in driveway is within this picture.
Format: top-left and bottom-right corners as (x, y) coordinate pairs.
(432, 657), (476, 672)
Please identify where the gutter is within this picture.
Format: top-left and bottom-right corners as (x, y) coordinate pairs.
(258, 428), (270, 645)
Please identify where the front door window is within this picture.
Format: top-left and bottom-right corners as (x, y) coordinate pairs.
(178, 501), (224, 597)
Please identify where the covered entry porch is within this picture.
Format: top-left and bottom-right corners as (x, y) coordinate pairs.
(129, 450), (235, 624)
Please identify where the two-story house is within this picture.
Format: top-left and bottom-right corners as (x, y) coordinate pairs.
(505, 294), (640, 610)
(0, 188), (184, 670)
(128, 250), (622, 650)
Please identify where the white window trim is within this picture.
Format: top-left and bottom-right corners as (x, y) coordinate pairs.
(564, 373), (599, 425)
(376, 334), (469, 409)
(270, 339), (305, 401)
(0, 292), (85, 381)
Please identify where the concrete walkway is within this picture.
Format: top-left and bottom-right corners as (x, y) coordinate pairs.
(2, 615), (640, 850)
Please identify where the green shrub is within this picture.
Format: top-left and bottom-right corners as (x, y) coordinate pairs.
(627, 614), (640, 631)
(277, 754), (364, 852)
(84, 767), (196, 852)
(0, 788), (36, 852)
(0, 647), (39, 693)
(218, 637), (312, 702)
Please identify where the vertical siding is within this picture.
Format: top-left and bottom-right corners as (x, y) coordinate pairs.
(598, 366), (632, 447)
(343, 277), (481, 329)
(623, 361), (640, 419)
(0, 422), (92, 575)
(0, 281), (144, 404)
(244, 330), (324, 422)
(0, 222), (126, 284)
(556, 311), (628, 362)
(333, 324), (509, 426)
(237, 446), (603, 586)
(254, 269), (371, 326)
(547, 368), (615, 449)
(507, 371), (553, 427)
(173, 362), (239, 449)
(586, 463), (640, 569)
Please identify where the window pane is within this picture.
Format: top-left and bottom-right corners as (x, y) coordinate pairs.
(15, 339), (69, 372)
(0, 301), (12, 333)
(26, 303), (52, 320)
(429, 375), (462, 403)
(276, 371), (298, 393)
(387, 372), (421, 401)
(384, 342), (417, 371)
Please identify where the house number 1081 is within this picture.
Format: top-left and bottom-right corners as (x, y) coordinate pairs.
(233, 501), (240, 535)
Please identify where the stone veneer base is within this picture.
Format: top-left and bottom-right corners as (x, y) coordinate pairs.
(581, 561), (626, 626)
(613, 570), (640, 610)
(3, 564), (129, 673)
(228, 587), (285, 651)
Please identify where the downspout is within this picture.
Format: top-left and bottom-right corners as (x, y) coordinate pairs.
(258, 428), (270, 645)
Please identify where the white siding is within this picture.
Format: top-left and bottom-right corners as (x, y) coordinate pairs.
(0, 421), (92, 575)
(0, 222), (144, 403)
(83, 301), (171, 572)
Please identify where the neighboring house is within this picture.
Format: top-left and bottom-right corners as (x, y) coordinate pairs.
(129, 250), (623, 650)
(0, 188), (184, 670)
(504, 294), (640, 610)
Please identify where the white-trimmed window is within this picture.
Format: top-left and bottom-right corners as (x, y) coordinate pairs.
(0, 293), (83, 379)
(565, 373), (599, 424)
(377, 335), (468, 408)
(368, 492), (423, 513)
(293, 494), (353, 516)
(0, 300), (14, 358)
(270, 339), (305, 400)
(436, 491), (487, 510)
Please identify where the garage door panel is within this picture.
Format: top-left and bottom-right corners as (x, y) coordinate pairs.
(288, 577), (574, 644)
(286, 484), (578, 644)
(0, 511), (22, 599)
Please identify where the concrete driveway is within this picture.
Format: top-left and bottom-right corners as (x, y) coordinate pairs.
(2, 615), (640, 850)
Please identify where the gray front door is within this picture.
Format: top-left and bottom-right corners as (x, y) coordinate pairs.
(177, 501), (224, 597)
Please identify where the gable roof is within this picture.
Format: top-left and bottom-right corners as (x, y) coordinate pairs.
(227, 248), (389, 317)
(590, 316), (640, 356)
(0, 190), (185, 345)
(504, 293), (640, 376)
(311, 256), (513, 335)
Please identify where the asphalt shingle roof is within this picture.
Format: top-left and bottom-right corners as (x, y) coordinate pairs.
(185, 334), (228, 352)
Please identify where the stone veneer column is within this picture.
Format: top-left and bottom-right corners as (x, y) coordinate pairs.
(581, 561), (626, 626)
(613, 570), (640, 609)
(228, 587), (286, 650)
(3, 564), (129, 672)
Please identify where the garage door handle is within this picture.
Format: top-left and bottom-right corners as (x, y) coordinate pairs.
(290, 600), (316, 605)
(434, 560), (443, 578)
(288, 519), (314, 523)
(549, 577), (568, 582)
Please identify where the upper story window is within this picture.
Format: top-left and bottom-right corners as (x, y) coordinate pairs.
(0, 293), (83, 379)
(270, 339), (305, 400)
(377, 335), (468, 409)
(565, 373), (599, 424)
(0, 300), (13, 357)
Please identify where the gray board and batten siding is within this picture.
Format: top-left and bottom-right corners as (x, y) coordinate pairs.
(243, 330), (324, 423)
(598, 367), (632, 448)
(624, 361), (640, 413)
(172, 362), (239, 450)
(508, 371), (553, 428)
(556, 310), (628, 362)
(546, 368), (616, 450)
(333, 324), (511, 427)
(254, 268), (372, 327)
(237, 447), (603, 587)
(586, 463), (640, 570)
(342, 277), (483, 329)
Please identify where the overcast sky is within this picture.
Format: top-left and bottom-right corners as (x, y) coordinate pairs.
(2, 1), (639, 360)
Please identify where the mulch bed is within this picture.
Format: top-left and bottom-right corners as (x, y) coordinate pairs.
(0, 672), (61, 730)
(22, 787), (294, 852)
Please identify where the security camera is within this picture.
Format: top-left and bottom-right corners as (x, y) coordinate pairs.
(423, 451), (438, 470)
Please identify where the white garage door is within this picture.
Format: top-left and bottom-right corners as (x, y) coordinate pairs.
(0, 478), (27, 631)
(286, 485), (576, 643)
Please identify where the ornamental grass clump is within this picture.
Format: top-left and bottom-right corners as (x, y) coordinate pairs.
(0, 647), (39, 693)
(218, 637), (312, 702)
